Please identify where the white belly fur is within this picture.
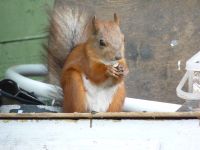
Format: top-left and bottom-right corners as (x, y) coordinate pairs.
(82, 74), (118, 112)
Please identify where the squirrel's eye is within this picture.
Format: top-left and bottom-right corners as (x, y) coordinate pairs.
(99, 39), (106, 47)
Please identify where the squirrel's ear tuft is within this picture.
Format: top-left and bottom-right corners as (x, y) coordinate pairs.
(114, 13), (120, 25)
(92, 16), (96, 26)
(92, 15), (98, 34)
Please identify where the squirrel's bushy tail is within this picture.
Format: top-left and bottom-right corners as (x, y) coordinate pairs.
(46, 4), (91, 85)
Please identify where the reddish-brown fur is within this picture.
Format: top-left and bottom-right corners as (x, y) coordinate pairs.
(60, 15), (128, 113)
(46, 5), (128, 112)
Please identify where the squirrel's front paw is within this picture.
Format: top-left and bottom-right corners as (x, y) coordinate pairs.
(107, 63), (128, 79)
(116, 64), (129, 76)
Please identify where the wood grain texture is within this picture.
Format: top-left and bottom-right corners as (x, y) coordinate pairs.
(0, 112), (200, 119)
(0, 0), (54, 79)
(1, 119), (200, 150)
(0, 0), (54, 42)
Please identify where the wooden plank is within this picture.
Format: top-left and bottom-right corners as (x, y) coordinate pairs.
(0, 0), (54, 79)
(0, 0), (54, 42)
(0, 112), (200, 119)
(0, 39), (45, 79)
(0, 119), (200, 149)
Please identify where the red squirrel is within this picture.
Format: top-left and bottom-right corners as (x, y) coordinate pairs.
(46, 6), (128, 112)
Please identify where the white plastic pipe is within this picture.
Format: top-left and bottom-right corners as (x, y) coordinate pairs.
(5, 64), (63, 101)
(123, 97), (181, 112)
(5, 64), (181, 112)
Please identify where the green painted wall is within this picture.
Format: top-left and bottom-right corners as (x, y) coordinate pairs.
(0, 0), (54, 79)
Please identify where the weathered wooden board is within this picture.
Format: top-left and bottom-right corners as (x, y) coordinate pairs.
(0, 39), (44, 79)
(0, 119), (200, 150)
(0, 0), (54, 79)
(0, 0), (54, 42)
(1, 112), (200, 119)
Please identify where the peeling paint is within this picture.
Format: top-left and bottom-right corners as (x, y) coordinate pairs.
(0, 119), (200, 150)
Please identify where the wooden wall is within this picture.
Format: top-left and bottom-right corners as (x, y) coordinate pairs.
(0, 0), (54, 78)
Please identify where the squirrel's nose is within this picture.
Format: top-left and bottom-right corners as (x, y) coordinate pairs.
(115, 54), (122, 60)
